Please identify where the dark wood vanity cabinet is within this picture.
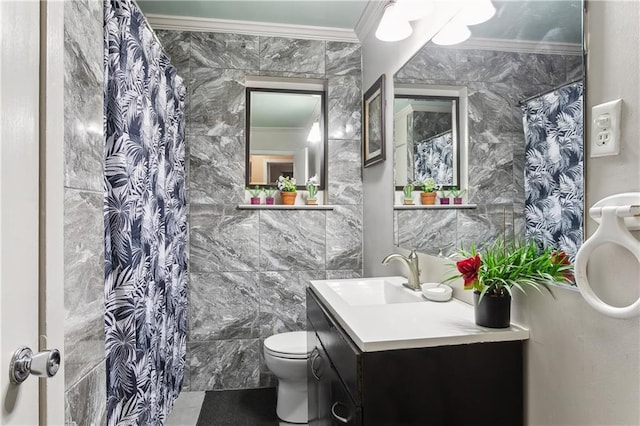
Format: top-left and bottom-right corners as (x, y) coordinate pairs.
(306, 288), (524, 426)
(308, 331), (361, 425)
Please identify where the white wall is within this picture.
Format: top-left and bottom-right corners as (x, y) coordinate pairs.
(252, 127), (308, 183)
(251, 127), (307, 152)
(362, 1), (640, 424)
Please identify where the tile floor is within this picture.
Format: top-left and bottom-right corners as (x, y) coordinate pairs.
(196, 388), (279, 425)
(167, 391), (206, 426)
(167, 388), (291, 426)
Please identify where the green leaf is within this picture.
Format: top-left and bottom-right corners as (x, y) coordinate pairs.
(503, 285), (513, 297)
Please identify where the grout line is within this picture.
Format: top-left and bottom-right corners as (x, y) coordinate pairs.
(65, 358), (106, 393)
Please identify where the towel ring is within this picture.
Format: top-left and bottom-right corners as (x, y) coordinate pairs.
(575, 194), (640, 319)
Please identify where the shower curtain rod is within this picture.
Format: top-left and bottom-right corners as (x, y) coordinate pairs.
(518, 78), (583, 106)
(131, 0), (172, 62)
(419, 129), (452, 144)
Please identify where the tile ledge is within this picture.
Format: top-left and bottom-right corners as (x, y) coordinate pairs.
(237, 204), (335, 210)
(394, 204), (477, 210)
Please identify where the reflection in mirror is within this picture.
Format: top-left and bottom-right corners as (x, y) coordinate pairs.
(394, 96), (459, 189)
(392, 0), (585, 287)
(246, 88), (326, 189)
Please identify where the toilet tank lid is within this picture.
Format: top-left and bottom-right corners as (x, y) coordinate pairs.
(264, 331), (311, 355)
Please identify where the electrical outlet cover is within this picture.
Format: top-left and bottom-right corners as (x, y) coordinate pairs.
(590, 99), (622, 157)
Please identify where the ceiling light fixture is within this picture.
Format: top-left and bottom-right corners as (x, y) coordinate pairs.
(457, 0), (496, 26)
(375, 0), (413, 42)
(394, 0), (434, 22)
(432, 20), (471, 46)
(307, 122), (321, 144)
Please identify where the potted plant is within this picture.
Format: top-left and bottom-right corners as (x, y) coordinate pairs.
(419, 177), (437, 205)
(447, 239), (572, 328)
(246, 186), (262, 205)
(449, 188), (466, 204)
(306, 180), (319, 205)
(277, 175), (297, 205)
(438, 189), (450, 205)
(263, 187), (276, 205)
(402, 183), (415, 205)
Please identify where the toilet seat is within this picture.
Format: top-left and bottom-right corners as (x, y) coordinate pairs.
(264, 331), (311, 359)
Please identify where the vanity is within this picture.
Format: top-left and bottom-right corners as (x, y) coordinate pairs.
(306, 277), (528, 425)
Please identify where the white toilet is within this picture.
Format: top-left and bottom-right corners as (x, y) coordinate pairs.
(264, 331), (311, 424)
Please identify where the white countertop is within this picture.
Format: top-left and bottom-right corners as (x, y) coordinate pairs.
(310, 276), (529, 352)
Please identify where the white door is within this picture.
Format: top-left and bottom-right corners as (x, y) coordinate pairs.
(1, 1), (65, 424)
(0, 0), (42, 423)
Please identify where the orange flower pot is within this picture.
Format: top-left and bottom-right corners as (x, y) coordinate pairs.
(420, 192), (437, 205)
(280, 191), (297, 205)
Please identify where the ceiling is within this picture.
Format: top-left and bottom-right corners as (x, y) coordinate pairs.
(137, 0), (371, 29)
(474, 1), (582, 45)
(250, 91), (321, 128)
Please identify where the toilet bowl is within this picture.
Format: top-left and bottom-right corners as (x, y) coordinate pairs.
(264, 331), (311, 424)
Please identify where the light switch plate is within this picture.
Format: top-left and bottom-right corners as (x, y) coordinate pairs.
(590, 99), (622, 157)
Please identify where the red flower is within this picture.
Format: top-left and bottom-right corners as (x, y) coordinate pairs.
(551, 251), (574, 281)
(456, 254), (481, 290)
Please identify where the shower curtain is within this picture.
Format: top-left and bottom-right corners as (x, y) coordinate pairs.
(521, 80), (584, 262)
(414, 130), (454, 185)
(103, 0), (187, 424)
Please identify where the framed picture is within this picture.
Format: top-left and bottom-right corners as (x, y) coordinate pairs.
(363, 74), (386, 167)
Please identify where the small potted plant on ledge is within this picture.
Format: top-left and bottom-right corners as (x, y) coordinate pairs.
(447, 239), (573, 328)
(438, 189), (450, 205)
(263, 187), (276, 205)
(246, 186), (262, 205)
(419, 177), (437, 205)
(449, 188), (466, 204)
(403, 182), (415, 205)
(306, 179), (318, 205)
(277, 175), (297, 205)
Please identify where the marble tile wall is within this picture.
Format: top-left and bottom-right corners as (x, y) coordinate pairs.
(395, 44), (583, 256)
(157, 30), (363, 391)
(63, 0), (105, 424)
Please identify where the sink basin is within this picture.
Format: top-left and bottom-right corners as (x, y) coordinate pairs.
(326, 278), (424, 306)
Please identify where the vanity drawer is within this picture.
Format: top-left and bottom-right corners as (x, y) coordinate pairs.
(307, 288), (360, 402)
(308, 331), (361, 426)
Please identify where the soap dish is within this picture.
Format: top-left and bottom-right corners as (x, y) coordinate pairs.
(421, 283), (453, 302)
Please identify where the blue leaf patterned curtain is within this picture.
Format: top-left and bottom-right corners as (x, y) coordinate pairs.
(414, 130), (454, 185)
(103, 0), (187, 424)
(521, 81), (584, 263)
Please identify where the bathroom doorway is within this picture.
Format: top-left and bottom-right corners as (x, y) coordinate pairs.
(0, 1), (66, 424)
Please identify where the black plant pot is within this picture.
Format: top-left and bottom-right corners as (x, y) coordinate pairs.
(474, 291), (511, 328)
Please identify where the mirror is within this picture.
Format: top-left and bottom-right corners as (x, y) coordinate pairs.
(394, 96), (460, 189)
(393, 0), (585, 278)
(246, 88), (326, 189)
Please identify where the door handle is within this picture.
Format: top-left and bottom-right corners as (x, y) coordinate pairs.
(9, 346), (60, 384)
(310, 348), (322, 380)
(331, 401), (352, 424)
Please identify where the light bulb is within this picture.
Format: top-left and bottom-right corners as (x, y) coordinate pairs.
(457, 0), (496, 26)
(432, 21), (471, 46)
(375, 2), (413, 42)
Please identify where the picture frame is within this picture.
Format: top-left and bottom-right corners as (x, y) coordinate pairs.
(363, 74), (386, 167)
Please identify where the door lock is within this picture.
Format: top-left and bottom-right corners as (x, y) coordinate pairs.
(9, 346), (60, 384)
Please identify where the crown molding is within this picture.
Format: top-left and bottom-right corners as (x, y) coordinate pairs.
(460, 37), (583, 55)
(354, 0), (386, 42)
(145, 13), (359, 42)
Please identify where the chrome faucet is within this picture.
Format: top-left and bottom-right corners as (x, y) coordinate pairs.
(381, 248), (421, 291)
